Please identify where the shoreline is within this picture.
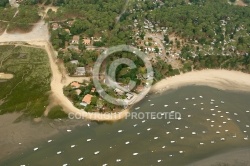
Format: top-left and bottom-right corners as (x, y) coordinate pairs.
(152, 69), (250, 93)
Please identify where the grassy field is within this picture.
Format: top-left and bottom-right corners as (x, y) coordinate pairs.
(0, 45), (51, 117)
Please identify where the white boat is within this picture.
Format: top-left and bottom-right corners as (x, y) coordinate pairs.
(154, 137), (159, 140)
(102, 164), (108, 166)
(87, 124), (90, 127)
(116, 159), (122, 162)
(211, 141), (215, 144)
(133, 124), (138, 127)
(164, 105), (168, 107)
(200, 142), (204, 145)
(221, 138), (225, 141)
(147, 128), (151, 131)
(185, 98), (189, 100)
(67, 130), (71, 132)
(192, 132), (196, 135)
(180, 137), (184, 139)
(94, 151), (100, 155)
(183, 107), (186, 110)
(142, 120), (146, 123)
(199, 96), (203, 98)
(33, 147), (39, 151)
(71, 145), (76, 148)
(135, 107), (140, 110)
(150, 104), (154, 106)
(87, 139), (92, 142)
(179, 151), (184, 154)
(78, 157), (84, 161)
(244, 136), (248, 140)
(137, 133), (140, 135)
(133, 153), (138, 156)
(157, 160), (162, 162)
(118, 130), (123, 133)
(175, 102), (178, 104)
(48, 140), (52, 143)
(162, 146), (166, 148)
(125, 141), (130, 144)
(166, 132), (170, 134)
(57, 151), (62, 155)
(63, 164), (68, 166)
(170, 141), (175, 143)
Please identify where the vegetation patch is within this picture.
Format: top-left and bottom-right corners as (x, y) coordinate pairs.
(0, 45), (51, 117)
(47, 105), (68, 119)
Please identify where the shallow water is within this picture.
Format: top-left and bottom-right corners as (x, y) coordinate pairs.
(1, 86), (250, 166)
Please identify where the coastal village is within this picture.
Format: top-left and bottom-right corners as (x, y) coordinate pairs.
(46, 0), (250, 112)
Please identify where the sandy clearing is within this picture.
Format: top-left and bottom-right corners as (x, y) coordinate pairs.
(0, 73), (13, 79)
(0, 21), (49, 42)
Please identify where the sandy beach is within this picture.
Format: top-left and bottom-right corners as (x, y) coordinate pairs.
(152, 69), (250, 93)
